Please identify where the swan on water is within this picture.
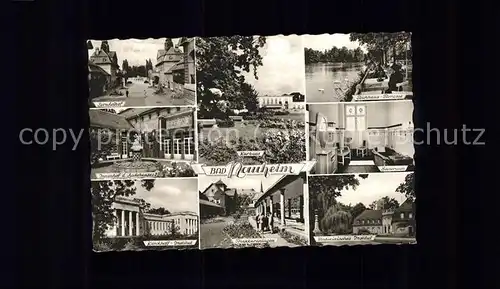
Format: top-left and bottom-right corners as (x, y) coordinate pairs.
(318, 88), (324, 93)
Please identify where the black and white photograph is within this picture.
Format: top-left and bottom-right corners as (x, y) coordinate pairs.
(90, 107), (197, 179)
(198, 174), (310, 249)
(196, 35), (306, 165)
(308, 101), (414, 174)
(87, 38), (195, 108)
(309, 173), (416, 246)
(92, 178), (200, 252)
(304, 32), (412, 102)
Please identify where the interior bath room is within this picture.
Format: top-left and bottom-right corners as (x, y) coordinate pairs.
(308, 101), (415, 174)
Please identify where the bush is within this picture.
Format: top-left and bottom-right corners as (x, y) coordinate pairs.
(223, 223), (261, 238)
(274, 111), (290, 115)
(278, 230), (308, 246)
(198, 129), (306, 165)
(216, 119), (235, 128)
(161, 162), (196, 177)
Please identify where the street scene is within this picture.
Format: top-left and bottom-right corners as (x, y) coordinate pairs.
(199, 174), (310, 249)
(304, 32), (413, 102)
(309, 173), (416, 246)
(196, 35), (306, 165)
(87, 38), (196, 108)
(92, 178), (200, 251)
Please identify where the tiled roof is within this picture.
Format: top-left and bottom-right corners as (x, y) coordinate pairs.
(214, 180), (225, 185)
(89, 110), (133, 130)
(354, 209), (382, 221)
(166, 60), (184, 73)
(157, 47), (183, 66)
(89, 49), (117, 65)
(396, 199), (414, 212)
(118, 108), (155, 120)
(199, 199), (223, 208)
(88, 63), (110, 76)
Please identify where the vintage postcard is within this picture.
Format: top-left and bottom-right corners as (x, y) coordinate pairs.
(304, 32), (412, 103)
(309, 173), (416, 246)
(92, 178), (200, 251)
(87, 38), (196, 108)
(89, 33), (417, 251)
(89, 107), (197, 180)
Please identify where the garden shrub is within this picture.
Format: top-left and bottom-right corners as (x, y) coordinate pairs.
(278, 230), (308, 246)
(320, 205), (353, 235)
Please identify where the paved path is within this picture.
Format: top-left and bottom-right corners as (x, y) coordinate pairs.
(200, 220), (233, 249)
(261, 232), (296, 248)
(92, 81), (191, 107)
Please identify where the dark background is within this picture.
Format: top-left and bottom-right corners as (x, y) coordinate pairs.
(9, 0), (491, 288)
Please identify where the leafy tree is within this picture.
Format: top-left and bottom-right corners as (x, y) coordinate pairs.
(350, 202), (366, 219)
(304, 46), (365, 64)
(309, 174), (368, 216)
(89, 129), (115, 166)
(321, 204), (352, 234)
(396, 173), (415, 201)
(369, 196), (400, 210)
(235, 193), (254, 210)
(147, 207), (170, 215)
(122, 59), (129, 83)
(196, 36), (267, 118)
(91, 179), (155, 241)
(349, 32), (411, 65)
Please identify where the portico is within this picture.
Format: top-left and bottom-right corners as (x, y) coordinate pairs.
(106, 197), (142, 237)
(254, 173), (310, 240)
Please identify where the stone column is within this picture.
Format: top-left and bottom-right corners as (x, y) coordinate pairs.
(287, 199), (292, 218)
(121, 210), (125, 236)
(136, 212), (140, 236)
(280, 189), (286, 225)
(170, 133), (175, 159)
(269, 196), (274, 216)
(263, 202), (267, 215)
(180, 130), (185, 160)
(313, 213), (322, 235)
(129, 211), (133, 236)
(113, 209), (118, 236)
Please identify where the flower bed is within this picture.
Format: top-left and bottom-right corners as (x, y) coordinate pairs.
(161, 162), (196, 177)
(222, 221), (270, 249)
(199, 129), (306, 165)
(278, 230), (308, 246)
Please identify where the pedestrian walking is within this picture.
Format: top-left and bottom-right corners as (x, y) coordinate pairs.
(126, 90), (129, 97)
(268, 212), (274, 233)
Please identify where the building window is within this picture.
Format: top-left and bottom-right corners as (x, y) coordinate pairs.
(400, 213), (405, 219)
(345, 105), (366, 132)
(174, 138), (181, 155)
(409, 213), (413, 219)
(163, 139), (171, 155)
(184, 137), (194, 155)
(177, 107), (180, 112)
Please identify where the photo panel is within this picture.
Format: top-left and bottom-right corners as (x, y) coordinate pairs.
(304, 32), (412, 103)
(198, 173), (310, 249)
(87, 38), (196, 108)
(307, 100), (414, 174)
(90, 107), (198, 180)
(308, 173), (416, 246)
(195, 35), (307, 166)
(92, 178), (200, 252)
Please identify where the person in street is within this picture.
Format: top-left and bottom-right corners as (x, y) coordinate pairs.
(268, 212), (274, 233)
(126, 90), (129, 97)
(256, 214), (261, 230)
(262, 214), (268, 232)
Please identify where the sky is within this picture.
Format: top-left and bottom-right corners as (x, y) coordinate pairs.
(134, 179), (198, 213)
(198, 175), (283, 194)
(334, 173), (410, 207)
(302, 34), (367, 52)
(241, 35), (306, 95)
(88, 38), (181, 67)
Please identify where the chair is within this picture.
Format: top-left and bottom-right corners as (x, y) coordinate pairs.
(336, 143), (351, 166)
(356, 140), (368, 158)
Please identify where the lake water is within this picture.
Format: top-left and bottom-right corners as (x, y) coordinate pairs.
(305, 63), (364, 102)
